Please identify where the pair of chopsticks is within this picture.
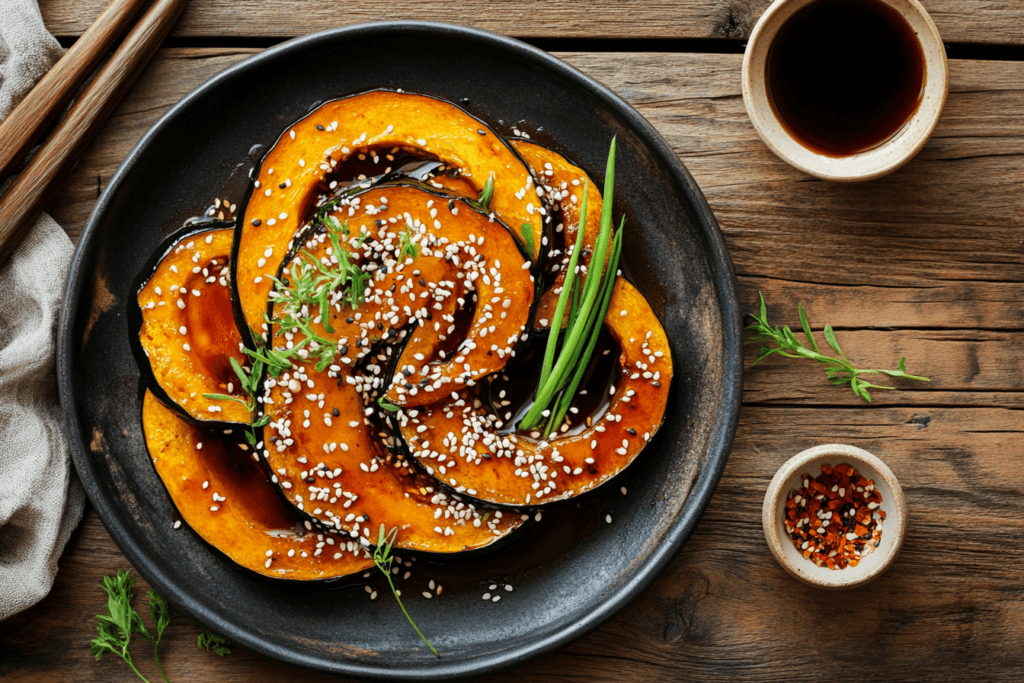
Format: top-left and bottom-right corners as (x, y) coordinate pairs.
(0, 0), (189, 269)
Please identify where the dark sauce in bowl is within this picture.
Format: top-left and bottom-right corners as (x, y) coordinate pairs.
(765, 0), (926, 157)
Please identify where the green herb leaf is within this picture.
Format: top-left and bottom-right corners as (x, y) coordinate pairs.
(798, 303), (818, 353)
(197, 631), (231, 657)
(745, 294), (930, 402)
(823, 324), (843, 357)
(520, 223), (535, 258)
(477, 172), (495, 209)
(90, 570), (171, 683)
(373, 526), (439, 658)
(399, 225), (420, 261)
(378, 396), (401, 412)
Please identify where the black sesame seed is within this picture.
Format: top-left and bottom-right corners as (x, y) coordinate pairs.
(333, 408), (340, 417)
(627, 428), (637, 436)
(340, 345), (349, 355)
(278, 182), (287, 189)
(346, 317), (354, 324)
(305, 477), (315, 484)
(316, 124), (324, 131)
(251, 218), (262, 227)
(418, 278), (426, 286)
(651, 382), (661, 387)
(375, 219), (385, 227)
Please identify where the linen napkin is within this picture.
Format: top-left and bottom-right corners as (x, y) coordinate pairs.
(0, 0), (85, 620)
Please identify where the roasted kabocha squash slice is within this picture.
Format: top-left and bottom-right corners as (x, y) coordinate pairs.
(510, 139), (607, 331)
(260, 360), (525, 554)
(233, 89), (547, 343)
(142, 390), (374, 582)
(253, 184), (528, 553)
(268, 184), (535, 408)
(130, 222), (252, 430)
(398, 279), (672, 507)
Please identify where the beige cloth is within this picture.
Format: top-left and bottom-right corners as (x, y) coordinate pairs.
(0, 0), (85, 620)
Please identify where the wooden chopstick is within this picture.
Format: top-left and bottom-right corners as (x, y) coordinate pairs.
(0, 0), (190, 269)
(0, 0), (153, 186)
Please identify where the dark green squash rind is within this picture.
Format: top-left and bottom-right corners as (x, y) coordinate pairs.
(128, 219), (252, 437)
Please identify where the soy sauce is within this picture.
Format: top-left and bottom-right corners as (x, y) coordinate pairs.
(765, 0), (926, 157)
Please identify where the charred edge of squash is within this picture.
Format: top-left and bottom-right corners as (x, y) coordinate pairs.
(128, 220), (252, 435)
(230, 88), (552, 347)
(396, 278), (675, 511)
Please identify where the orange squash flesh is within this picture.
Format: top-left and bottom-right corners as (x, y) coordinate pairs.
(273, 185), (533, 408)
(142, 390), (374, 581)
(137, 226), (250, 425)
(260, 184), (527, 552)
(510, 140), (605, 331)
(262, 363), (524, 552)
(399, 279), (672, 506)
(235, 90), (545, 341)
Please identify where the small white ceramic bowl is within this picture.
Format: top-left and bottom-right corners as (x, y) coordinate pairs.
(762, 444), (907, 589)
(742, 0), (948, 181)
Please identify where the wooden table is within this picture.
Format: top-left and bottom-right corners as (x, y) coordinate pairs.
(3, 1), (1024, 680)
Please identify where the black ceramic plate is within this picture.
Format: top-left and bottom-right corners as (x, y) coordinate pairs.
(58, 21), (741, 680)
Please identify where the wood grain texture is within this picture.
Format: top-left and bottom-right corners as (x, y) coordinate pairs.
(0, 0), (149, 184)
(38, 0), (1024, 45)
(0, 0), (189, 268)
(4, 404), (1024, 680)
(3, 44), (1024, 681)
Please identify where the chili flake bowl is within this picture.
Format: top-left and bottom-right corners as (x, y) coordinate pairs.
(762, 444), (907, 589)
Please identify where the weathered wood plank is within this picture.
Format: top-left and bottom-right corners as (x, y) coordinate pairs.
(4, 405), (1024, 680)
(38, 0), (1024, 46)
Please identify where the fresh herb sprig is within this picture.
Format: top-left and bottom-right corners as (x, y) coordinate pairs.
(746, 292), (930, 402)
(90, 571), (231, 681)
(398, 225), (420, 261)
(374, 525), (439, 658)
(261, 217), (370, 372)
(519, 137), (622, 437)
(89, 570), (170, 683)
(474, 172), (495, 211)
(196, 631), (231, 656)
(203, 356), (271, 445)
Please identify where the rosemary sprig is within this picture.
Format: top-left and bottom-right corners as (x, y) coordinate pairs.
(746, 292), (931, 402)
(374, 525), (439, 658)
(519, 137), (620, 437)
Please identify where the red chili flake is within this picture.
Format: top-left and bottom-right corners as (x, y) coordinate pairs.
(783, 462), (885, 570)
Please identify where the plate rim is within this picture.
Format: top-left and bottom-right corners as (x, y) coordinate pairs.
(57, 20), (743, 680)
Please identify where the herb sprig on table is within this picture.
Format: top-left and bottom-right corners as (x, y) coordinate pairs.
(519, 137), (623, 438)
(745, 292), (930, 402)
(90, 570), (230, 682)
